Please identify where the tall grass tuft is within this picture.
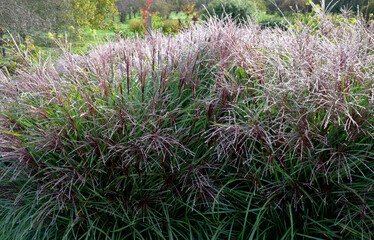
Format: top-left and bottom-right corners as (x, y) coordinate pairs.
(1, 12), (374, 239)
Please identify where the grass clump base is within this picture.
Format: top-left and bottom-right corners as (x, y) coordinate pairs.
(1, 13), (374, 239)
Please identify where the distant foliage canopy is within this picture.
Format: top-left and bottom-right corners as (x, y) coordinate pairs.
(325, 0), (369, 13)
(200, 0), (257, 23)
(0, 0), (118, 40)
(71, 0), (118, 29)
(265, 0), (310, 14)
(361, 0), (374, 18)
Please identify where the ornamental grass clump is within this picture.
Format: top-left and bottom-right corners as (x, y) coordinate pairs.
(1, 12), (374, 239)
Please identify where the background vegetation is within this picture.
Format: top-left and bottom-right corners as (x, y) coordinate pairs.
(200, 0), (258, 23)
(1, 0), (372, 59)
(1, 0), (374, 239)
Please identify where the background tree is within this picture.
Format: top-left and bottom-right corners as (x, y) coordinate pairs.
(150, 0), (175, 18)
(325, 0), (369, 13)
(265, 0), (369, 14)
(116, 0), (146, 21)
(0, 0), (74, 42)
(265, 0), (311, 14)
(194, 0), (213, 9)
(116, 0), (130, 22)
(362, 0), (374, 18)
(0, 0), (36, 40)
(70, 0), (97, 27)
(200, 0), (258, 23)
(92, 0), (119, 28)
(116, 0), (213, 21)
(0, 0), (119, 44)
(71, 0), (118, 29)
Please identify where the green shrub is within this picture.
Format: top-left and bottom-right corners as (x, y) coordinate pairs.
(128, 19), (146, 33)
(326, 0), (369, 13)
(200, 0), (257, 23)
(265, 0), (311, 14)
(162, 19), (179, 33)
(0, 37), (40, 74)
(256, 12), (286, 28)
(151, 14), (164, 31)
(362, 0), (374, 19)
(0, 52), (18, 74)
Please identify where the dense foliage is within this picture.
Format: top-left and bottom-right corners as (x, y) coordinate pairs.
(200, 0), (258, 23)
(1, 11), (374, 240)
(71, 0), (118, 29)
(325, 0), (369, 13)
(0, 0), (73, 42)
(265, 0), (311, 14)
(128, 19), (146, 33)
(116, 0), (213, 22)
(0, 0), (118, 42)
(362, 0), (374, 18)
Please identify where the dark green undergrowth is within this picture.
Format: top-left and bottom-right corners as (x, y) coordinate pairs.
(0, 11), (374, 240)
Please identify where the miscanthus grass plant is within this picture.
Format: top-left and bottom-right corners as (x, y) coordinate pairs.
(1, 11), (374, 240)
